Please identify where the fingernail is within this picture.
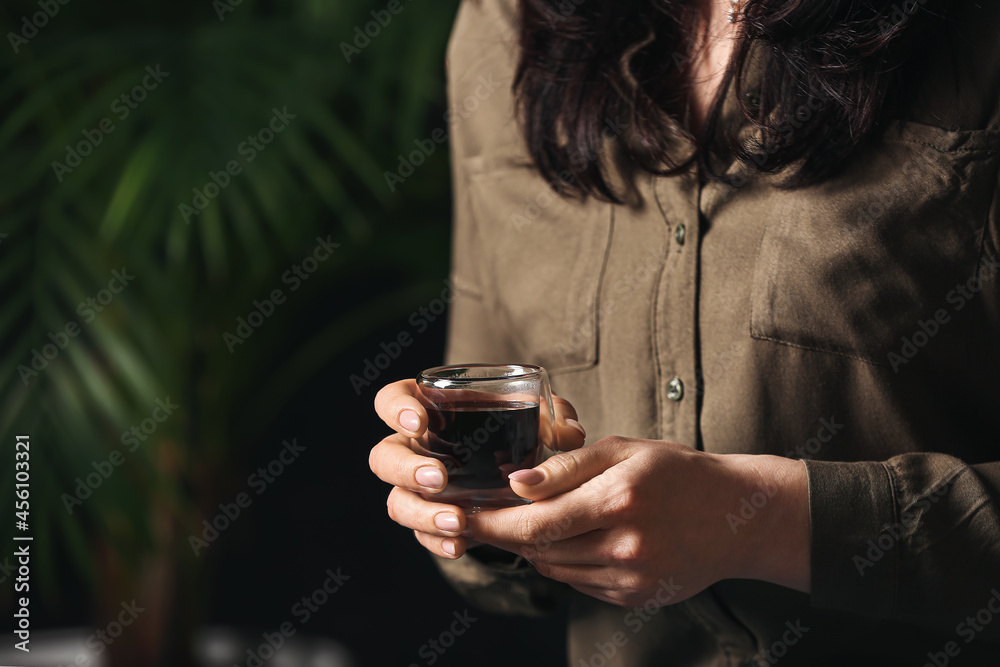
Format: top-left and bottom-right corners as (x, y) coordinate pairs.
(435, 512), (460, 532)
(416, 466), (444, 489)
(565, 418), (586, 438)
(508, 468), (545, 485)
(442, 539), (457, 556)
(399, 409), (420, 433)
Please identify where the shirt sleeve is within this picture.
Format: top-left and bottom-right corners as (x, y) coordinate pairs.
(808, 46), (1000, 636)
(806, 454), (1000, 639)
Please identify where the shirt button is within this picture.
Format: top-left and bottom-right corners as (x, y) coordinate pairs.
(666, 377), (684, 401)
(674, 223), (686, 246)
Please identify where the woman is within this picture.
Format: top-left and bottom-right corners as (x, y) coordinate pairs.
(370, 0), (1000, 664)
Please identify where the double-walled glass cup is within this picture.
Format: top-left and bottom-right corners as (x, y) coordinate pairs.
(413, 364), (555, 512)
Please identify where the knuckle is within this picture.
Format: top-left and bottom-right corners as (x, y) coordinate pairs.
(610, 532), (651, 565)
(375, 380), (414, 423)
(515, 514), (544, 544)
(373, 383), (393, 414)
(597, 435), (629, 451)
(604, 490), (634, 520)
(396, 456), (418, 486)
(620, 572), (652, 597)
(544, 452), (580, 480)
(385, 490), (401, 523)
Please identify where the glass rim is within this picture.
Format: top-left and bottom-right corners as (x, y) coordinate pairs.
(417, 363), (545, 386)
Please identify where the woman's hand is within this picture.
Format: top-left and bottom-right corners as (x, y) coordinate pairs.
(368, 378), (587, 560)
(464, 437), (810, 607)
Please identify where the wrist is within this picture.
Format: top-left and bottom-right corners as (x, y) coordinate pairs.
(720, 453), (811, 592)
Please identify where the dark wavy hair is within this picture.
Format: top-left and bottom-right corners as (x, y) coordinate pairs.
(514, 0), (948, 202)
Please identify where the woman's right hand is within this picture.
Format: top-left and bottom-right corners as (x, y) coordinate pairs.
(369, 378), (587, 559)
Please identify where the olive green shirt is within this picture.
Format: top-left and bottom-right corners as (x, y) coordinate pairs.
(436, 0), (1000, 664)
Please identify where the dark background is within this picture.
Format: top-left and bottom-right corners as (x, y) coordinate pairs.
(0, 0), (568, 664)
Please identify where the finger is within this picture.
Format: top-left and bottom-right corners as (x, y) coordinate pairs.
(386, 487), (465, 537)
(524, 561), (606, 588)
(569, 582), (631, 607)
(464, 491), (605, 547)
(527, 560), (645, 597)
(516, 529), (611, 565)
(369, 433), (447, 493)
(374, 379), (426, 437)
(507, 437), (628, 501)
(414, 529), (467, 559)
(482, 531), (605, 566)
(551, 394), (587, 451)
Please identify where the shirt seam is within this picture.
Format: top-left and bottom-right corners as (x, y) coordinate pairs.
(881, 460), (900, 616)
(651, 172), (671, 440)
(748, 331), (893, 368)
(888, 138), (997, 156)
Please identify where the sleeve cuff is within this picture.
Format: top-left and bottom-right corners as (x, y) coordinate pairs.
(804, 459), (898, 616)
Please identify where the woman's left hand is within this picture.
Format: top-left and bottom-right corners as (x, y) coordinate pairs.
(464, 437), (810, 607)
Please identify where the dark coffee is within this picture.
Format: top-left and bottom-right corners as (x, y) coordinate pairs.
(422, 401), (540, 508)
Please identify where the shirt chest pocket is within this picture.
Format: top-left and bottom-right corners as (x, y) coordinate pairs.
(750, 121), (999, 366)
(465, 154), (614, 374)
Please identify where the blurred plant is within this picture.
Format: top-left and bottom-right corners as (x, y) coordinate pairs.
(0, 0), (459, 664)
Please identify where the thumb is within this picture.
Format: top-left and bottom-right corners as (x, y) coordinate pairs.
(508, 437), (628, 501)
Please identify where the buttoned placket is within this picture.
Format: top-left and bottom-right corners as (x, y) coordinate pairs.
(651, 168), (702, 447)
